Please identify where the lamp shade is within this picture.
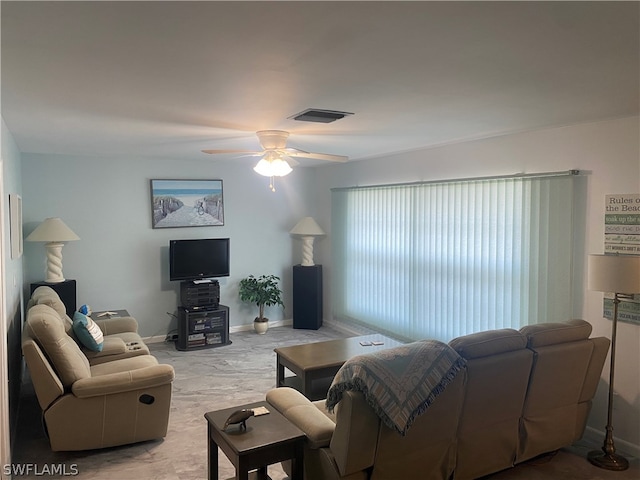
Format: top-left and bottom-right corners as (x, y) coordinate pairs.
(290, 217), (325, 236)
(588, 254), (640, 294)
(253, 158), (274, 177)
(25, 217), (80, 242)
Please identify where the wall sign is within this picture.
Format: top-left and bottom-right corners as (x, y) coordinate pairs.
(605, 193), (640, 254)
(603, 193), (640, 324)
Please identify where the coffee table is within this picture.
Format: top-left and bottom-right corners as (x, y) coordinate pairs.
(204, 401), (304, 480)
(275, 334), (404, 400)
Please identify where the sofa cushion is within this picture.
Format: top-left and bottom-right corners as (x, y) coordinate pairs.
(29, 286), (76, 339)
(26, 304), (91, 388)
(326, 340), (466, 436)
(30, 286), (68, 319)
(79, 333), (150, 365)
(520, 319), (592, 347)
(449, 328), (527, 359)
(73, 312), (104, 352)
(82, 336), (127, 357)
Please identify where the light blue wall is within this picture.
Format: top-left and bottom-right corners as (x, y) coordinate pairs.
(21, 153), (316, 337)
(2, 119), (23, 319)
(2, 117), (25, 450)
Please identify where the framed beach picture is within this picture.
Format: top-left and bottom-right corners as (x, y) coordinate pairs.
(150, 179), (224, 228)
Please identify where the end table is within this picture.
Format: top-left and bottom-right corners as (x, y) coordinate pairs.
(204, 401), (304, 480)
(92, 309), (130, 319)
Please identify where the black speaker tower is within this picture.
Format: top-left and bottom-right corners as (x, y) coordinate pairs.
(293, 265), (323, 329)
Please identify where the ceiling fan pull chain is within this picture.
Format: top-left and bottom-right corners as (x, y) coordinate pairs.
(269, 176), (276, 192)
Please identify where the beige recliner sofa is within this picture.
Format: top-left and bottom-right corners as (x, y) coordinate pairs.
(266, 319), (609, 480)
(23, 298), (175, 451)
(28, 286), (150, 365)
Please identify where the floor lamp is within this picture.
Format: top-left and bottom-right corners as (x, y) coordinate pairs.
(587, 253), (640, 471)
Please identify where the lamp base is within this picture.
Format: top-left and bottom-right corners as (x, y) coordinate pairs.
(300, 236), (315, 267)
(588, 450), (629, 471)
(44, 241), (66, 283)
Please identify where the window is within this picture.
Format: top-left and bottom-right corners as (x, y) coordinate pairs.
(331, 172), (577, 341)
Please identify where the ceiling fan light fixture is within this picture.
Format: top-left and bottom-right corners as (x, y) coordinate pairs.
(257, 130), (289, 149)
(271, 158), (293, 176)
(253, 158), (274, 177)
(253, 153), (293, 177)
(205, 129), (346, 189)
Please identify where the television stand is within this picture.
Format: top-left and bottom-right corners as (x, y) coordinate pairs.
(176, 305), (231, 351)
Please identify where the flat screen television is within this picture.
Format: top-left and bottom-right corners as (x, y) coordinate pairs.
(169, 238), (230, 281)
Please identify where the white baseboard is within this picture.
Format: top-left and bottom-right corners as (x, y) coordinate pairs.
(144, 334), (169, 344)
(583, 426), (640, 458)
(322, 318), (377, 336)
(229, 319), (293, 333)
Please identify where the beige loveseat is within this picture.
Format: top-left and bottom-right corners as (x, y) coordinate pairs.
(266, 319), (610, 480)
(23, 290), (175, 451)
(28, 286), (150, 365)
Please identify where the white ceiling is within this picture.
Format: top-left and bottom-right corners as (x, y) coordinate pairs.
(2, 1), (638, 166)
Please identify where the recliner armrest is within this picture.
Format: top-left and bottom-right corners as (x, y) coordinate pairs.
(267, 387), (335, 449)
(94, 316), (139, 335)
(71, 364), (175, 398)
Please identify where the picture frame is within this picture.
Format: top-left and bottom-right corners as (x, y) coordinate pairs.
(9, 194), (23, 259)
(150, 179), (224, 229)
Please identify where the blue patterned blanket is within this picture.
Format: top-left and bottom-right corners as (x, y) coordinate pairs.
(325, 339), (466, 436)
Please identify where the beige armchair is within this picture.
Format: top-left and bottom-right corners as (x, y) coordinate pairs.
(23, 303), (174, 451)
(267, 367), (467, 480)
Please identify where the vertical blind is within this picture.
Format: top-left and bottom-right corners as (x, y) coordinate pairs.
(331, 173), (576, 342)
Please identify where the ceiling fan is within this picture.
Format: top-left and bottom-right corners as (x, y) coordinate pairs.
(202, 130), (347, 191)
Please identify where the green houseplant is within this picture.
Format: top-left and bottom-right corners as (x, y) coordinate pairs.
(238, 274), (284, 334)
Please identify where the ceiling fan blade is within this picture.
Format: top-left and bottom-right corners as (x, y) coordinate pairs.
(282, 155), (300, 167)
(202, 149), (259, 155)
(288, 151), (348, 163)
(283, 147), (308, 154)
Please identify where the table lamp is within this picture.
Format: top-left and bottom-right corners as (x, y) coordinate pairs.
(26, 217), (80, 283)
(290, 217), (325, 266)
(587, 253), (640, 471)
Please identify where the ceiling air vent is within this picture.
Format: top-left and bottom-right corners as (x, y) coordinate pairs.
(289, 108), (354, 123)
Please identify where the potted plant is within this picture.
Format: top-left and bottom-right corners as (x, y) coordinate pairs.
(238, 274), (284, 334)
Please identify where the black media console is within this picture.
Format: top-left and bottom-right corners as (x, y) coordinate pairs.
(176, 280), (231, 351)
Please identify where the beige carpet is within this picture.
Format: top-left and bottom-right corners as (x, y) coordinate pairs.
(12, 325), (640, 479)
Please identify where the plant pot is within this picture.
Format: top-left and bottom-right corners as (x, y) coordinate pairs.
(254, 318), (269, 334)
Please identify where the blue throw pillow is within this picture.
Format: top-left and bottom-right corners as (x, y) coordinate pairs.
(72, 311), (104, 352)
